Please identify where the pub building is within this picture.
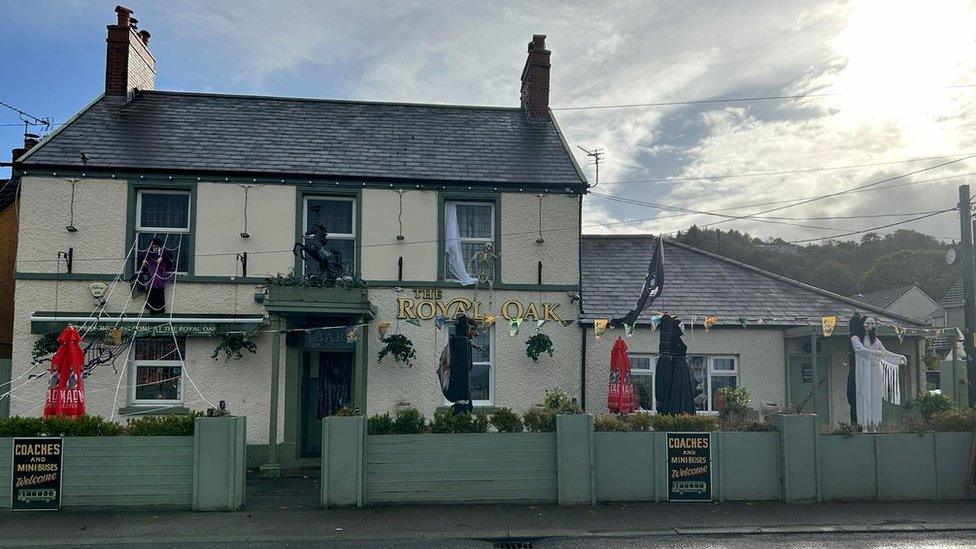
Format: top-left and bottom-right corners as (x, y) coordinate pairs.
(6, 7), (585, 471)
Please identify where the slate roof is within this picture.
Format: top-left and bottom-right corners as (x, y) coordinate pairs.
(17, 91), (587, 187)
(581, 235), (928, 327)
(853, 285), (916, 309)
(940, 277), (966, 308)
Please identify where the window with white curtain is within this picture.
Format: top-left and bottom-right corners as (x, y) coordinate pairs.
(445, 201), (494, 281)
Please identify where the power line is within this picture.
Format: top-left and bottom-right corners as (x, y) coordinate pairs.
(599, 152), (976, 185)
(550, 84), (976, 112)
(786, 209), (956, 244)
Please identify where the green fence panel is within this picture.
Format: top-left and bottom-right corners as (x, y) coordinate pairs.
(772, 414), (818, 502)
(716, 432), (781, 501)
(193, 416), (247, 511)
(365, 433), (557, 504)
(878, 433), (938, 500)
(556, 414), (594, 505)
(0, 439), (9, 509)
(321, 416), (365, 508)
(934, 432), (975, 500)
(61, 437), (194, 508)
(594, 432), (657, 502)
(819, 435), (877, 500)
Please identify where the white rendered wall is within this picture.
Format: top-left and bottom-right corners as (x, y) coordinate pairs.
(360, 189), (438, 281)
(583, 326), (786, 416)
(500, 193), (579, 286)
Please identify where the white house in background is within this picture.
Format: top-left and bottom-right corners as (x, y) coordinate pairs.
(853, 285), (944, 327)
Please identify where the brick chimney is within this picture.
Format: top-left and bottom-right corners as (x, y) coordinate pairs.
(105, 5), (155, 97)
(11, 133), (39, 163)
(520, 35), (551, 118)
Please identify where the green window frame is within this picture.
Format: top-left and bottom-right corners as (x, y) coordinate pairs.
(294, 188), (362, 278)
(437, 192), (501, 284)
(125, 181), (197, 277)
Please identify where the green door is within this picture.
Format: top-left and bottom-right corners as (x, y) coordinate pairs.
(300, 351), (354, 457)
(788, 355), (830, 420)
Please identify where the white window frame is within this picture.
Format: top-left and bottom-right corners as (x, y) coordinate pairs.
(445, 201), (495, 281)
(628, 353), (657, 413)
(303, 195), (357, 275)
(129, 338), (185, 406)
(645, 354), (738, 414)
(135, 189), (191, 275)
(441, 325), (494, 407)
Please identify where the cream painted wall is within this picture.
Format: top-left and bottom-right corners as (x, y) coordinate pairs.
(360, 189), (438, 281)
(9, 279), (284, 444)
(501, 193), (579, 286)
(194, 183), (296, 277)
(16, 177), (127, 274)
(365, 287), (582, 417)
(888, 288), (940, 321)
(584, 326), (786, 415)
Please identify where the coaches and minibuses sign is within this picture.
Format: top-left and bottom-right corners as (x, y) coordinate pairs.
(10, 437), (63, 511)
(667, 433), (712, 501)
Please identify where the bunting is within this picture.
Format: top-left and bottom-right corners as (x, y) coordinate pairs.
(821, 316), (836, 337)
(509, 317), (523, 336)
(377, 322), (391, 338)
(704, 315), (718, 333)
(594, 319), (609, 340)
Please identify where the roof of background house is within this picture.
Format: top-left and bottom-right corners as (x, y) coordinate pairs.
(940, 277), (966, 308)
(0, 179), (16, 212)
(17, 91), (587, 187)
(853, 285), (917, 309)
(581, 235), (928, 327)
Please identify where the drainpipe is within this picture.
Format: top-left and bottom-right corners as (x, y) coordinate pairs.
(580, 324), (587, 410)
(261, 315), (283, 478)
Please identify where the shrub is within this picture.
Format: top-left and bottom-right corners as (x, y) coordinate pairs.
(392, 408), (426, 434)
(368, 413), (396, 435)
(523, 407), (556, 432)
(718, 418), (770, 432)
(0, 415), (126, 437)
(717, 386), (751, 421)
(430, 411), (490, 434)
(929, 408), (976, 432)
(126, 413), (200, 436)
(907, 393), (956, 420)
(652, 413), (716, 432)
(335, 406), (361, 417)
(31, 332), (60, 361)
(490, 407), (523, 433)
(543, 388), (570, 411)
(631, 411), (652, 432)
(827, 421), (861, 437)
(594, 414), (631, 432)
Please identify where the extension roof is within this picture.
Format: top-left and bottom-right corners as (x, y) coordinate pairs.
(581, 235), (928, 327)
(16, 91), (587, 187)
(853, 285), (917, 310)
(940, 277), (967, 308)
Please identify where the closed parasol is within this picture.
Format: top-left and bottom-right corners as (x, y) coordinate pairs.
(608, 338), (637, 414)
(43, 325), (86, 418)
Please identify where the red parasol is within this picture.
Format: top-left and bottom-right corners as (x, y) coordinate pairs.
(608, 337), (637, 414)
(43, 326), (86, 418)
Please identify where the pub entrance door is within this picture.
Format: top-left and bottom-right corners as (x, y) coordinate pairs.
(300, 351), (353, 457)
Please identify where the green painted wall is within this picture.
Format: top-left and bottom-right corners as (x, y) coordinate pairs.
(715, 431), (781, 501)
(365, 433), (558, 504)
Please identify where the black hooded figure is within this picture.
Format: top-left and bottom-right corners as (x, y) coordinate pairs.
(654, 314), (697, 415)
(847, 313), (865, 424)
(445, 314), (474, 413)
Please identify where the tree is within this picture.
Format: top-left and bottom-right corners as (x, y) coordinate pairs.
(860, 249), (957, 298)
(809, 260), (858, 295)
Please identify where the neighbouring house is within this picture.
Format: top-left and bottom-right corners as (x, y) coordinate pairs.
(939, 277), (971, 331)
(581, 235), (929, 427)
(853, 285), (944, 327)
(9, 7), (586, 469)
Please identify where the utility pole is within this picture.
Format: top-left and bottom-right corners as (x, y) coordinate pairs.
(577, 145), (603, 188)
(957, 185), (976, 407)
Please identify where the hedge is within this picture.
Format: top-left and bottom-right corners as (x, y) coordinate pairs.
(0, 414), (204, 437)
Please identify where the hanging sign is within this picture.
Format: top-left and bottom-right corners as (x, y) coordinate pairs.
(666, 433), (712, 502)
(802, 363), (814, 383)
(11, 437), (63, 511)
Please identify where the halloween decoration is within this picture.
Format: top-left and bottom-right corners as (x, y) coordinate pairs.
(615, 236), (664, 326)
(134, 237), (173, 314)
(655, 314), (697, 415)
(437, 315), (475, 413)
(822, 316), (837, 337)
(509, 317), (523, 336)
(444, 203), (478, 285)
(292, 223), (348, 283)
(607, 338), (637, 414)
(212, 333), (257, 361)
(43, 326), (86, 418)
(525, 333), (554, 363)
(851, 314), (907, 431)
(378, 334), (417, 366)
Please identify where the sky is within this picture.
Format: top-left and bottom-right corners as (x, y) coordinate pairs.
(1, 0), (975, 243)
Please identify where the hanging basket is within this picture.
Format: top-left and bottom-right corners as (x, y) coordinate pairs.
(212, 333), (257, 362)
(525, 333), (554, 363)
(378, 334), (416, 366)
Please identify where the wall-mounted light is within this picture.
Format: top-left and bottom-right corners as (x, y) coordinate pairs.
(396, 190), (406, 241)
(535, 194), (545, 244)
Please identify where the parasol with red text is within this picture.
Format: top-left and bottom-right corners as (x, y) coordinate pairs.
(43, 326), (87, 418)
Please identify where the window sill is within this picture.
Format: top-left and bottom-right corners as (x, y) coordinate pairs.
(118, 405), (190, 416)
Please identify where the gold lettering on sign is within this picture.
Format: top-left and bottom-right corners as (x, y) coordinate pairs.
(524, 302), (539, 321)
(543, 303), (562, 322)
(416, 301), (436, 320)
(397, 290), (562, 321)
(397, 298), (416, 319)
(502, 300), (524, 320)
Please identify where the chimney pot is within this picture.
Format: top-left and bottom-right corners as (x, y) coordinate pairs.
(520, 34), (551, 118)
(115, 5), (133, 26)
(23, 133), (39, 149)
(138, 29), (151, 46)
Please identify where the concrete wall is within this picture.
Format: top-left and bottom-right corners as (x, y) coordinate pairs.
(500, 193), (580, 286)
(366, 287), (582, 417)
(9, 279), (284, 445)
(195, 183), (295, 277)
(583, 326), (786, 415)
(360, 189), (438, 281)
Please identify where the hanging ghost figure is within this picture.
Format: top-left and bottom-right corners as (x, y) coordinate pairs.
(850, 315), (907, 432)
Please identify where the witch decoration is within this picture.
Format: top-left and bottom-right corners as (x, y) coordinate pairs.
(654, 314), (697, 415)
(293, 224), (348, 284)
(43, 326), (86, 418)
(133, 237), (173, 315)
(607, 338), (638, 414)
(850, 314), (907, 431)
(436, 314), (476, 413)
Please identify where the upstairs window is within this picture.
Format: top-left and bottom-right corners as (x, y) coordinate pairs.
(445, 201), (494, 282)
(135, 190), (191, 273)
(303, 197), (356, 276)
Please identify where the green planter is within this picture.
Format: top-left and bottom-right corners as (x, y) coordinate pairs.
(265, 286), (370, 315)
(193, 416), (247, 511)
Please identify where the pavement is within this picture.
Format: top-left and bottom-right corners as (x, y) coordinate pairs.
(0, 476), (974, 547)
